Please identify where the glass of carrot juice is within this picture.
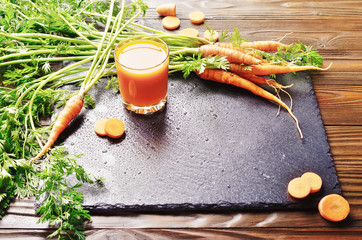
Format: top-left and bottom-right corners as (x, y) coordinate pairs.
(114, 35), (169, 114)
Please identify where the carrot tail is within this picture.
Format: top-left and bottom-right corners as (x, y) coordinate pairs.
(30, 94), (84, 162)
(239, 74), (293, 89)
(197, 69), (303, 138)
(199, 44), (262, 65)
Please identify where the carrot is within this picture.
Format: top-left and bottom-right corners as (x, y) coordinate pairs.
(287, 177), (311, 199)
(104, 118), (125, 139)
(229, 63), (329, 76)
(178, 28), (199, 37)
(30, 94), (84, 162)
(318, 194), (350, 222)
(301, 172), (322, 193)
(214, 42), (265, 61)
(238, 74), (292, 89)
(203, 30), (219, 42)
(239, 41), (288, 52)
(156, 3), (176, 17)
(94, 118), (108, 137)
(189, 11), (205, 24)
(199, 45), (262, 65)
(162, 16), (180, 30)
(197, 69), (303, 138)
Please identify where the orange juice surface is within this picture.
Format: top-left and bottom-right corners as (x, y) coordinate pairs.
(115, 40), (169, 107)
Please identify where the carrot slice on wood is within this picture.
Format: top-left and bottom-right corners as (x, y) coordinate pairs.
(178, 28), (199, 37)
(94, 118), (108, 137)
(104, 118), (125, 139)
(156, 3), (176, 17)
(189, 11), (205, 24)
(318, 194), (350, 222)
(301, 172), (322, 193)
(203, 30), (218, 42)
(162, 16), (180, 30)
(287, 177), (311, 199)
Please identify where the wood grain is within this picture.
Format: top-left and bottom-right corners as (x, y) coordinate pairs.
(1, 0), (362, 239)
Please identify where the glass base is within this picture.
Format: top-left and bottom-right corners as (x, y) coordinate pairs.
(124, 96), (167, 114)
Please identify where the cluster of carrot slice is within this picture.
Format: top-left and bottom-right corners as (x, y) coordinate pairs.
(288, 172), (322, 199)
(287, 172), (350, 222)
(157, 3), (212, 40)
(94, 118), (125, 139)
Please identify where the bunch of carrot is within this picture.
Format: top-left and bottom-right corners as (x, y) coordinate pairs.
(169, 39), (330, 138)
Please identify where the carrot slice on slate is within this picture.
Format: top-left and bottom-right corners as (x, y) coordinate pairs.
(287, 177), (311, 199)
(94, 118), (108, 137)
(301, 172), (322, 193)
(104, 118), (125, 139)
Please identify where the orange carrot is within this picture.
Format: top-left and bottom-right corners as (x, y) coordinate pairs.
(197, 69), (303, 138)
(30, 94), (84, 162)
(214, 42), (265, 61)
(238, 74), (292, 89)
(178, 28), (199, 37)
(240, 41), (288, 52)
(203, 30), (218, 42)
(189, 11), (205, 24)
(199, 45), (262, 65)
(94, 118), (108, 137)
(156, 3), (176, 17)
(287, 177), (311, 199)
(162, 16), (180, 30)
(318, 194), (350, 222)
(301, 172), (322, 193)
(104, 118), (125, 139)
(229, 63), (328, 76)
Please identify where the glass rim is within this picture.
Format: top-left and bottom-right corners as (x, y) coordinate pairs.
(114, 35), (169, 71)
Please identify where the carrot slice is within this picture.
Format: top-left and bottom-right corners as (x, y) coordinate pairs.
(318, 194), (350, 222)
(156, 3), (176, 17)
(104, 118), (125, 139)
(178, 28), (199, 37)
(162, 16), (180, 30)
(301, 172), (322, 193)
(287, 177), (311, 199)
(189, 11), (205, 24)
(94, 118), (108, 137)
(203, 30), (218, 42)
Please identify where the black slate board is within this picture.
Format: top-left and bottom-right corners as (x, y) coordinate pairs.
(60, 71), (341, 212)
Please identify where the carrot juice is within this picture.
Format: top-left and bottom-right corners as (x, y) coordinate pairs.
(114, 36), (169, 114)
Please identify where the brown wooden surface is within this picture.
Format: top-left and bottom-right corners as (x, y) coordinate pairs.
(1, 0), (361, 239)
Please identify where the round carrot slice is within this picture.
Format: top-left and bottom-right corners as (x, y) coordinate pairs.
(301, 172), (322, 193)
(162, 16), (180, 30)
(156, 3), (176, 17)
(104, 118), (125, 139)
(203, 29), (218, 42)
(189, 11), (205, 24)
(318, 194), (350, 222)
(178, 28), (199, 37)
(287, 177), (311, 199)
(94, 118), (108, 137)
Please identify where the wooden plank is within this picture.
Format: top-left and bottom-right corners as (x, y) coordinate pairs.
(314, 86), (362, 125)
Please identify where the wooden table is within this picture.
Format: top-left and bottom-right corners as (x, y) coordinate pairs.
(1, 0), (361, 239)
